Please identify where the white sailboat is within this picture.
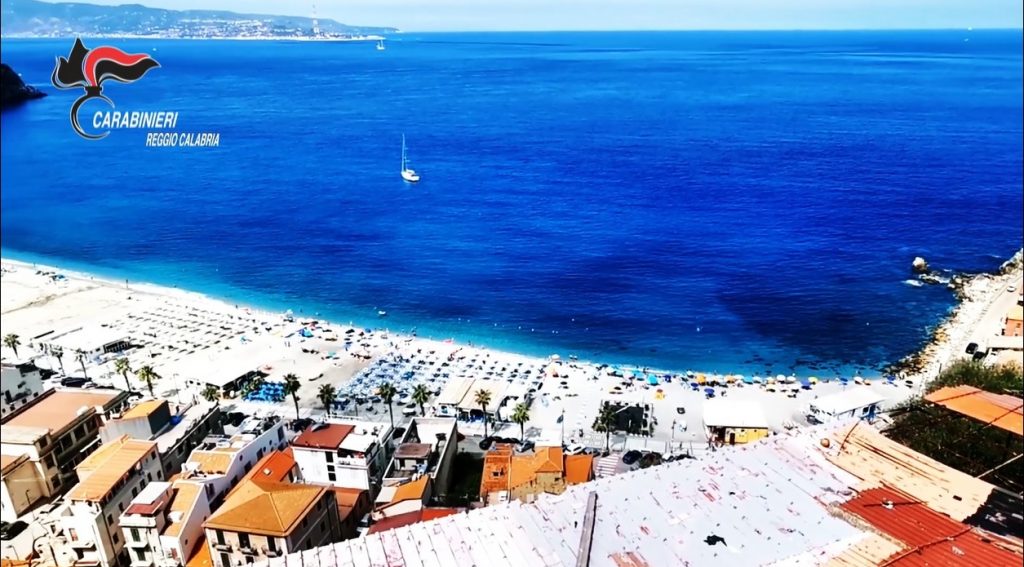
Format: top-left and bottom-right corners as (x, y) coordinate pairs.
(376, 39), (386, 51)
(401, 135), (420, 183)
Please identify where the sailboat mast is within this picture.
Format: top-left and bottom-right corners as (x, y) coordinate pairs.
(401, 135), (406, 170)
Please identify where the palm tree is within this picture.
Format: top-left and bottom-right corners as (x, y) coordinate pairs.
(52, 346), (65, 376)
(201, 385), (220, 405)
(114, 358), (133, 391)
(240, 374), (265, 399)
(3, 333), (21, 358)
(377, 382), (398, 428)
(136, 365), (160, 397)
(475, 388), (493, 438)
(317, 384), (337, 416)
(511, 402), (530, 442)
(283, 373), (302, 419)
(411, 384), (431, 417)
(75, 349), (88, 380)
(594, 403), (617, 452)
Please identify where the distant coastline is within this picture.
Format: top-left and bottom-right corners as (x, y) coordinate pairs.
(1, 34), (389, 41)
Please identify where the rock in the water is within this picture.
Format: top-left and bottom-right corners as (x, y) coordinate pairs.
(912, 256), (929, 274)
(1, 63), (47, 109)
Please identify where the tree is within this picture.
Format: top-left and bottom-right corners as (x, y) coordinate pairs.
(317, 384), (337, 415)
(136, 365), (160, 397)
(52, 346), (65, 375)
(412, 384), (431, 417)
(594, 403), (617, 452)
(75, 349), (88, 380)
(114, 358), (133, 392)
(241, 374), (265, 399)
(4, 333), (21, 358)
(511, 402), (530, 442)
(283, 373), (301, 420)
(475, 388), (493, 438)
(378, 382), (398, 428)
(201, 385), (220, 405)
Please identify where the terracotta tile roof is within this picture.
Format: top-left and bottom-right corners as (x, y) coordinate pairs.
(204, 478), (326, 537)
(564, 454), (594, 485)
(391, 476), (429, 504)
(367, 508), (460, 534)
(924, 386), (1024, 436)
(185, 536), (212, 567)
(188, 451), (233, 475)
(480, 444), (514, 497)
(162, 482), (203, 537)
(292, 423), (354, 450)
(825, 424), (993, 521)
(333, 487), (366, 509)
(70, 436), (157, 502)
(509, 447), (564, 490)
(5, 390), (121, 434)
(120, 399), (167, 420)
(334, 487), (368, 522)
(231, 449), (296, 495)
(841, 487), (1023, 566)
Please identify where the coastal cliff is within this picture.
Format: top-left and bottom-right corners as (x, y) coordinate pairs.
(0, 63), (46, 108)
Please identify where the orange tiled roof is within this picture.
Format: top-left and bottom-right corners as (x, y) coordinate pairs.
(204, 478), (326, 536)
(185, 537), (212, 567)
(229, 449), (296, 498)
(188, 451), (233, 475)
(162, 482), (203, 537)
(509, 447), (564, 490)
(120, 399), (167, 420)
(924, 386), (1023, 436)
(564, 454), (594, 485)
(5, 390), (121, 434)
(70, 436), (157, 502)
(480, 444), (514, 497)
(391, 476), (430, 504)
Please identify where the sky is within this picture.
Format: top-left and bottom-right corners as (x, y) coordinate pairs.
(41, 0), (1024, 32)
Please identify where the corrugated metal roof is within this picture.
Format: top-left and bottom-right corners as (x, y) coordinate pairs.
(841, 487), (967, 547)
(881, 530), (1022, 566)
(924, 386), (1024, 436)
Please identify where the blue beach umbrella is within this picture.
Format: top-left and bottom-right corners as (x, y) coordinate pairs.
(742, 375), (754, 385)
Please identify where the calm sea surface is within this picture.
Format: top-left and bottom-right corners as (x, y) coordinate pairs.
(2, 31), (1022, 375)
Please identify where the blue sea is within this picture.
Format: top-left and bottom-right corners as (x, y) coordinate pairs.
(2, 31), (1022, 376)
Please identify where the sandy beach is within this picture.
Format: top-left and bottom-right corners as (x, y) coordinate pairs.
(2, 253), (1021, 451)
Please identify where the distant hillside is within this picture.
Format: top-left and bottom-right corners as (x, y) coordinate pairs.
(1, 0), (397, 38)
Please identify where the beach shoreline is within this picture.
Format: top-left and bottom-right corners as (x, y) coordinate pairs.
(2, 250), (1021, 383)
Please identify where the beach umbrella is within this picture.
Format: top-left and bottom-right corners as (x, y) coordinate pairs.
(726, 375), (737, 383)
(686, 370), (695, 378)
(703, 387), (715, 396)
(752, 375), (762, 383)
(742, 375), (754, 385)
(809, 376), (819, 384)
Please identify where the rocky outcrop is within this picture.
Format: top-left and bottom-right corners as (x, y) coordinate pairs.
(1, 63), (46, 108)
(911, 257), (929, 274)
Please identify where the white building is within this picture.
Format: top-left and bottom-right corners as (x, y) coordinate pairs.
(1, 362), (45, 421)
(291, 420), (393, 495)
(58, 436), (164, 567)
(44, 326), (131, 361)
(176, 416), (288, 508)
(120, 479), (210, 567)
(101, 399), (223, 477)
(434, 378), (513, 420)
(374, 418), (458, 520)
(807, 388), (887, 424)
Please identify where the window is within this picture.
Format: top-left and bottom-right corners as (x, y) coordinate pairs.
(266, 537), (277, 553)
(112, 532), (120, 544)
(219, 553), (229, 567)
(325, 452), (334, 463)
(132, 487), (138, 497)
(69, 528), (79, 542)
(301, 518), (307, 529)
(238, 533), (250, 549)
(276, 428), (284, 441)
(135, 550), (146, 561)
(327, 472), (336, 482)
(118, 502), (124, 512)
(130, 528), (140, 542)
(107, 513), (114, 525)
(216, 530), (225, 545)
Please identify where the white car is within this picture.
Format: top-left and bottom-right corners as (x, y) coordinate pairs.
(565, 443), (586, 455)
(1008, 285), (1017, 293)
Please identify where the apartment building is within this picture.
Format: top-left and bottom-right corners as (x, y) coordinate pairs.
(373, 418), (458, 520)
(58, 436), (164, 567)
(101, 399), (222, 477)
(291, 420), (393, 494)
(1, 362), (45, 422)
(479, 445), (594, 505)
(1, 389), (129, 518)
(119, 480), (210, 567)
(176, 416), (288, 509)
(203, 479), (341, 567)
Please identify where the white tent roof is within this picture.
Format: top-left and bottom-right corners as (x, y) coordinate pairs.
(435, 377), (474, 407)
(809, 388), (887, 417)
(702, 399), (769, 429)
(457, 379), (509, 412)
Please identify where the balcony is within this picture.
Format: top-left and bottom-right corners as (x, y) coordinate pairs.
(68, 539), (96, 550)
(212, 543), (231, 552)
(264, 549), (282, 558)
(238, 546), (258, 556)
(131, 558), (153, 567)
(125, 539), (149, 549)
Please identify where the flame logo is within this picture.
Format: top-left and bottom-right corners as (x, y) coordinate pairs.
(51, 38), (160, 140)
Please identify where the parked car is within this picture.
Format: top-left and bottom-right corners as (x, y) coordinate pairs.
(565, 443), (586, 455)
(290, 417), (315, 432)
(478, 437), (495, 450)
(622, 450), (643, 465)
(1, 520), (28, 540)
(515, 440), (535, 453)
(675, 406), (686, 415)
(966, 342), (979, 355)
(60, 377), (90, 388)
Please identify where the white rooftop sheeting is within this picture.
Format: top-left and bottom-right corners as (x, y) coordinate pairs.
(48, 325), (128, 353)
(159, 342), (264, 387)
(457, 379), (509, 412)
(702, 399), (769, 429)
(257, 425), (867, 567)
(808, 388), (887, 418)
(435, 377), (474, 407)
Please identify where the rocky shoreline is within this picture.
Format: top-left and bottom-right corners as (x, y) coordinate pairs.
(887, 248), (1024, 380)
(0, 63), (47, 108)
